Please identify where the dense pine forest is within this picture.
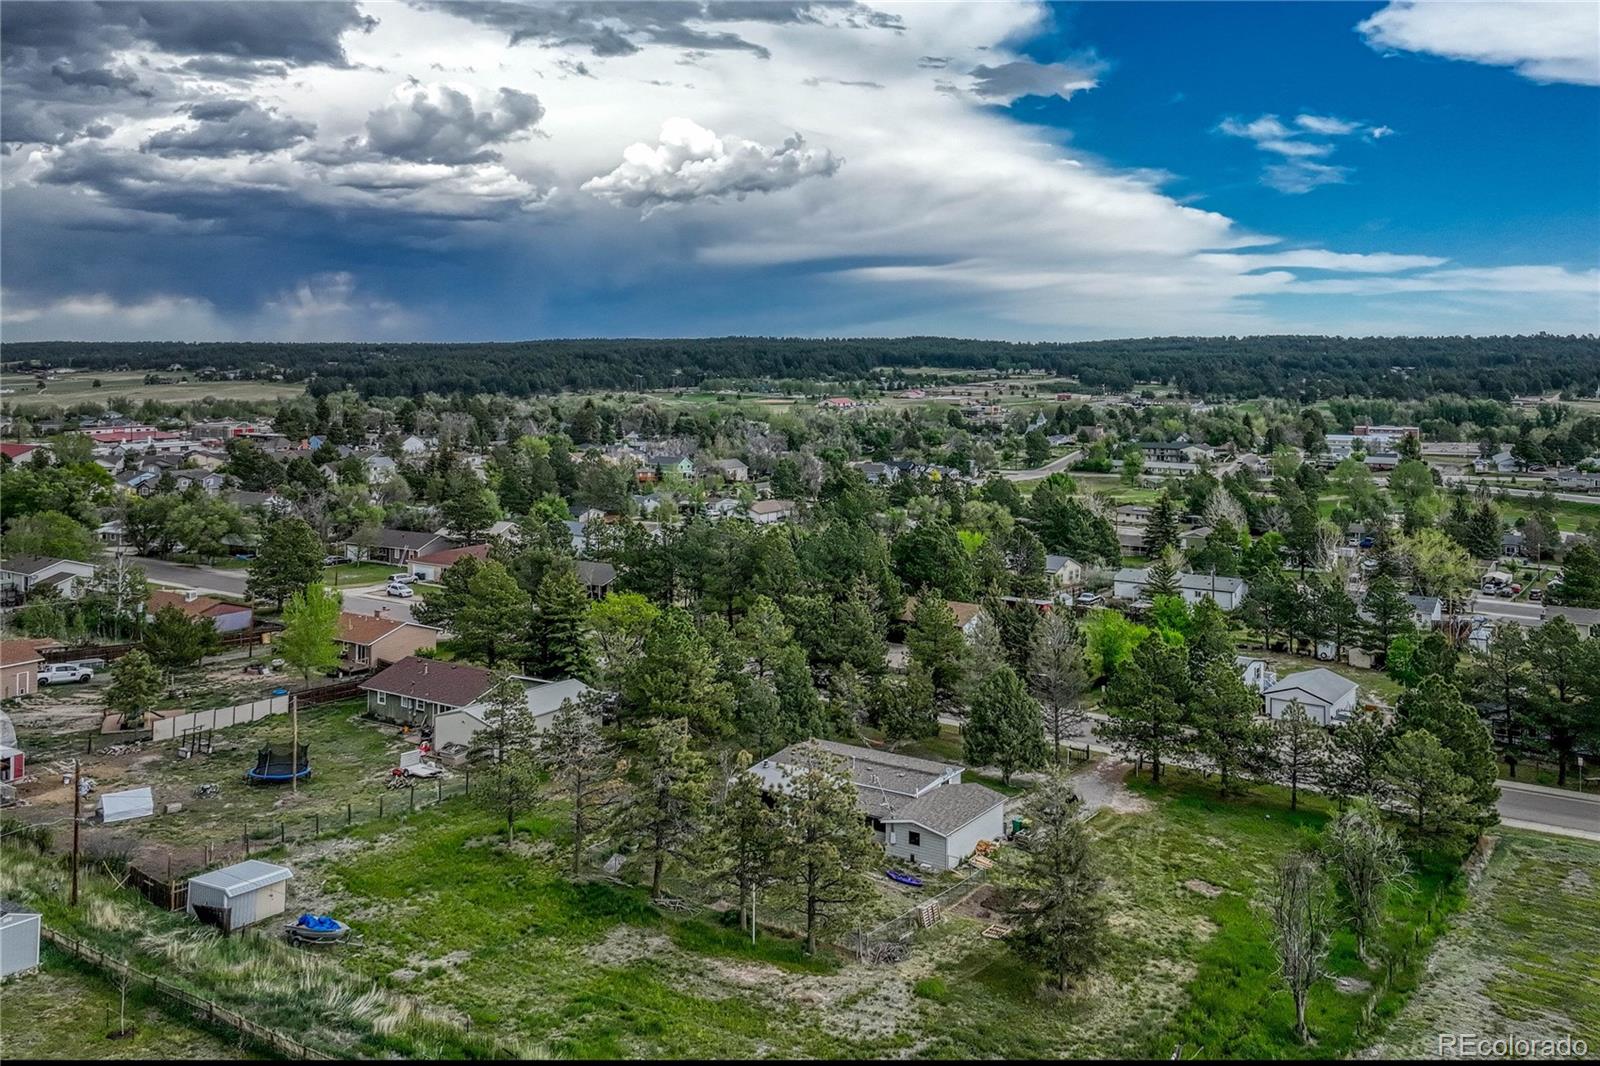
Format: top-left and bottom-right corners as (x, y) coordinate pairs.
(4, 334), (1596, 401)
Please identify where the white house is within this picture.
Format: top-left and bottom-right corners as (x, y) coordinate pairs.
(1112, 568), (1249, 610)
(433, 677), (594, 752)
(0, 901), (41, 978)
(1044, 554), (1084, 592)
(749, 499), (796, 525)
(750, 739), (1006, 870)
(0, 556), (98, 602)
(1263, 668), (1360, 727)
(186, 860), (292, 932)
(1235, 655), (1277, 693)
(399, 435), (429, 455)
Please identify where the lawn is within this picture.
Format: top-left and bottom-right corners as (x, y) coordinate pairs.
(1368, 830), (1600, 1056)
(1256, 650), (1405, 703)
(324, 562), (403, 587)
(3, 370), (304, 408)
(0, 947), (252, 1060)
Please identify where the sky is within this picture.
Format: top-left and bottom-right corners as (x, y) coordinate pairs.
(1, 0), (1597, 343)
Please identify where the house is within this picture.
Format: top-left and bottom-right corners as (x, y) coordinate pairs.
(1044, 554), (1084, 592)
(348, 528), (452, 566)
(0, 641), (48, 699)
(1406, 595), (1443, 628)
(0, 556), (98, 602)
(651, 454), (696, 480)
(146, 589), (254, 633)
(399, 435), (428, 455)
(1111, 568), (1249, 610)
(1263, 668), (1360, 727)
(434, 677), (593, 752)
(0, 901), (41, 978)
(407, 543), (490, 583)
(749, 499), (797, 525)
(1474, 449), (1517, 474)
(704, 497), (740, 520)
(1235, 655), (1277, 693)
(336, 611), (440, 671)
(576, 560), (616, 599)
(706, 458), (748, 483)
(359, 656), (495, 726)
(900, 598), (987, 637)
(186, 860), (292, 932)
(1177, 526), (1213, 551)
(227, 490), (293, 515)
(365, 455), (399, 482)
(1541, 605), (1600, 638)
(750, 739), (1005, 870)
(174, 470), (226, 495)
(0, 443), (43, 464)
(853, 461), (897, 485)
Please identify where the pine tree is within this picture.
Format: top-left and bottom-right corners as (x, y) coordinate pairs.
(1002, 773), (1106, 991)
(1360, 572), (1415, 654)
(874, 663), (938, 749)
(1269, 700), (1327, 811)
(772, 749), (881, 955)
(454, 560), (531, 668)
(964, 665), (1048, 785)
(705, 751), (779, 936)
(1099, 635), (1190, 784)
(470, 672), (539, 766)
(1394, 676), (1500, 832)
(1381, 730), (1473, 843)
(106, 649), (163, 729)
(1028, 609), (1088, 764)
(411, 553), (481, 630)
(906, 595), (966, 705)
(773, 643), (827, 744)
(529, 563), (594, 680)
(618, 717), (709, 898)
(623, 608), (735, 736)
(1145, 490), (1179, 555)
(143, 604), (223, 671)
(1145, 547), (1181, 599)
(1318, 705), (1393, 805)
(246, 517), (325, 610)
(1190, 659), (1272, 796)
(537, 691), (616, 872)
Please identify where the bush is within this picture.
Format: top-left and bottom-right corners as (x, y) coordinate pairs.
(913, 977), (951, 1002)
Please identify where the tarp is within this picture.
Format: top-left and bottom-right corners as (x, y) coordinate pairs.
(99, 786), (154, 824)
(296, 913), (340, 932)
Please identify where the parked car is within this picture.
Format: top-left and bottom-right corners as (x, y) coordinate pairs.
(1530, 588), (1544, 602)
(38, 663), (94, 685)
(322, 555), (345, 566)
(1510, 583), (1523, 594)
(385, 582), (414, 598)
(1497, 586), (1515, 598)
(1075, 591), (1103, 607)
(389, 573), (418, 585)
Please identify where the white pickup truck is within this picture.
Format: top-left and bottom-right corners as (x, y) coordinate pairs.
(37, 662), (95, 685)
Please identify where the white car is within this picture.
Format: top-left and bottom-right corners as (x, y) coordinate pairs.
(1074, 591), (1104, 607)
(385, 582), (415, 598)
(38, 663), (94, 685)
(389, 572), (418, 585)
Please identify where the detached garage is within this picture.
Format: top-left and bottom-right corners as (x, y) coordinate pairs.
(0, 900), (41, 978)
(186, 860), (292, 933)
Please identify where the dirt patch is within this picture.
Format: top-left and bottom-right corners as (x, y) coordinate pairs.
(583, 925), (676, 968)
(1336, 976), (1372, 995)
(1070, 760), (1152, 817)
(1183, 879), (1224, 898)
(1561, 867), (1592, 893)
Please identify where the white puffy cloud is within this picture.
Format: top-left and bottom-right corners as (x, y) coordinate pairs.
(1219, 111), (1390, 194)
(582, 117), (841, 214)
(358, 82), (544, 165)
(1358, 1), (1600, 86)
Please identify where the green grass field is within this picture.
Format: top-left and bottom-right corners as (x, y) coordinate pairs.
(1368, 830), (1600, 1056)
(324, 561), (403, 586)
(3, 370), (304, 408)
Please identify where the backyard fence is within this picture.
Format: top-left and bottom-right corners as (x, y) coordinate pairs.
(152, 695), (290, 742)
(39, 926), (336, 1060)
(41, 623), (284, 665)
(855, 861), (995, 962)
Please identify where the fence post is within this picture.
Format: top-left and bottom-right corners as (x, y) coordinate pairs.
(243, 827), (250, 857)
(279, 821), (286, 845)
(379, 796), (384, 818)
(465, 767), (470, 794)
(314, 813), (320, 835)
(409, 784), (415, 812)
(346, 802), (352, 826)
(436, 779), (442, 804)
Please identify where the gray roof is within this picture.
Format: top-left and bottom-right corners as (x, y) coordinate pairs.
(576, 560), (616, 587)
(0, 555), (75, 576)
(1113, 567), (1246, 595)
(188, 859), (292, 897)
(0, 899), (40, 917)
(883, 782), (1006, 835)
(1265, 667), (1359, 704)
(374, 528), (446, 551)
(1044, 554), (1075, 573)
(768, 738), (958, 798)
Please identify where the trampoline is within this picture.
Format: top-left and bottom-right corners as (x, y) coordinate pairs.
(247, 743), (310, 784)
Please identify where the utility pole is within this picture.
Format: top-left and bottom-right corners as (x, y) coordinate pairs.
(290, 693), (300, 793)
(70, 759), (81, 906)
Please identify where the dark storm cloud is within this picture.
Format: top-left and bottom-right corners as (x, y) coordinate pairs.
(143, 98), (316, 157)
(967, 57), (1104, 102)
(417, 0), (899, 60)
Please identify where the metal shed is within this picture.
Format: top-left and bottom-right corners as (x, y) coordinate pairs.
(98, 786), (154, 824)
(186, 860), (292, 932)
(0, 900), (41, 978)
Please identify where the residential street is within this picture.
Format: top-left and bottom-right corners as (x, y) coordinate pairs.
(131, 556), (419, 623)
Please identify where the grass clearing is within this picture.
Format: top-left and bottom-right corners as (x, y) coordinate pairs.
(1256, 651), (1405, 703)
(3, 370), (304, 408)
(1369, 830), (1600, 1056)
(325, 562), (403, 587)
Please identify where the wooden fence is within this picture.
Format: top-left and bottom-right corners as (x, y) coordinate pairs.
(42, 623), (284, 664)
(40, 926), (336, 1060)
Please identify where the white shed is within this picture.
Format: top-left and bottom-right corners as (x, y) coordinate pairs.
(0, 900), (42, 978)
(1264, 668), (1360, 727)
(186, 860), (292, 932)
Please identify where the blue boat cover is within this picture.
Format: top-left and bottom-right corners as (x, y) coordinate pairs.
(296, 913), (340, 931)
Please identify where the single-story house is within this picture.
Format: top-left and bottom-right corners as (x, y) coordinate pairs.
(0, 641), (48, 699)
(399, 435), (429, 455)
(706, 458), (748, 482)
(900, 597), (987, 638)
(1541, 605), (1600, 638)
(1111, 568), (1249, 610)
(186, 860), (292, 932)
(576, 560), (616, 599)
(749, 499), (797, 525)
(1264, 668), (1360, 727)
(336, 611), (440, 671)
(651, 454), (696, 479)
(1235, 655), (1277, 693)
(407, 543), (490, 582)
(147, 589), (254, 633)
(0, 901), (41, 978)
(750, 739), (1005, 870)
(348, 528), (453, 566)
(1406, 595), (1443, 627)
(0, 555), (98, 602)
(0, 442), (44, 464)
(359, 656), (495, 727)
(1044, 554), (1084, 592)
(434, 677), (593, 752)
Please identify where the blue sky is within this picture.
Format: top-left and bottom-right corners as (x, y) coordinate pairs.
(2, 0), (1596, 342)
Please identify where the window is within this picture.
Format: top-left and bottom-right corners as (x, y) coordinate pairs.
(908, 831), (921, 847)
(870, 817), (884, 832)
(400, 696), (412, 710)
(376, 691), (387, 705)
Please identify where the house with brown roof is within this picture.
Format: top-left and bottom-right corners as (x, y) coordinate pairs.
(335, 611), (441, 672)
(0, 640), (49, 699)
(898, 597), (987, 637)
(146, 589), (254, 634)
(358, 656), (495, 726)
(406, 543), (490, 583)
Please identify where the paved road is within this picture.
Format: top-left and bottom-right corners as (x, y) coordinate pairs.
(999, 451), (1081, 483)
(131, 556), (418, 623)
(1440, 476), (1600, 507)
(1497, 781), (1600, 841)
